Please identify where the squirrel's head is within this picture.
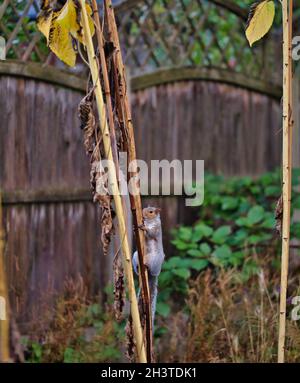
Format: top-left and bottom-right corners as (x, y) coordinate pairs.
(143, 207), (161, 222)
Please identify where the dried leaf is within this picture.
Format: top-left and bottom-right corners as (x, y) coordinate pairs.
(125, 315), (136, 362)
(78, 93), (96, 154)
(79, 88), (114, 258)
(113, 254), (125, 321)
(90, 160), (114, 257)
(245, 1), (275, 47)
(79, 89), (114, 258)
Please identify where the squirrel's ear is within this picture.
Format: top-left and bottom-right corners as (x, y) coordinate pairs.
(155, 207), (162, 214)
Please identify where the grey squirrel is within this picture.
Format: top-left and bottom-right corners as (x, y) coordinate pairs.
(132, 207), (165, 329)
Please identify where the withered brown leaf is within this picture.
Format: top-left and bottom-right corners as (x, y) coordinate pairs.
(90, 159), (114, 257)
(78, 90), (114, 258)
(125, 315), (136, 362)
(78, 93), (96, 154)
(113, 253), (125, 322)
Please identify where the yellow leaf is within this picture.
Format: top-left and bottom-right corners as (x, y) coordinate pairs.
(245, 1), (275, 47)
(49, 17), (77, 67)
(56, 0), (78, 37)
(55, 0), (95, 45)
(36, 0), (95, 66)
(37, 1), (54, 43)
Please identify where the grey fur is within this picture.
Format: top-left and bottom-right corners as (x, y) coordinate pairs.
(132, 208), (165, 329)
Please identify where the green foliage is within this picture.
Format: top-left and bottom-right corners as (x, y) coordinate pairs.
(29, 341), (43, 363)
(24, 298), (124, 363)
(2, 2), (48, 61)
(157, 169), (300, 317)
(125, 0), (267, 77)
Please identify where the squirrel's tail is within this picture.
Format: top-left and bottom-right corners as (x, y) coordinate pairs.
(136, 275), (158, 332)
(149, 275), (158, 330)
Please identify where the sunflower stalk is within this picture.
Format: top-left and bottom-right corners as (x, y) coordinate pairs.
(103, 0), (153, 362)
(79, 0), (146, 363)
(278, 0), (293, 364)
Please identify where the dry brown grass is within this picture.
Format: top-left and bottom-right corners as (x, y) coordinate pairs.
(23, 259), (300, 363)
(157, 257), (300, 363)
(25, 277), (124, 363)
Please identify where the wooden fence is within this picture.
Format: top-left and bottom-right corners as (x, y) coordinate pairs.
(131, 80), (282, 175)
(0, 0), (287, 329)
(0, 74), (101, 327)
(0, 67), (283, 328)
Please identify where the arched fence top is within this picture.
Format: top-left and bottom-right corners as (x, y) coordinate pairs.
(0, 60), (86, 93)
(131, 66), (282, 99)
(0, 60), (282, 100)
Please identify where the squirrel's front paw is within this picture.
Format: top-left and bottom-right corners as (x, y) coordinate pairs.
(138, 224), (147, 232)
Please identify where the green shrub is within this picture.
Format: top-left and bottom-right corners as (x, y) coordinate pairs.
(156, 169), (300, 319)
